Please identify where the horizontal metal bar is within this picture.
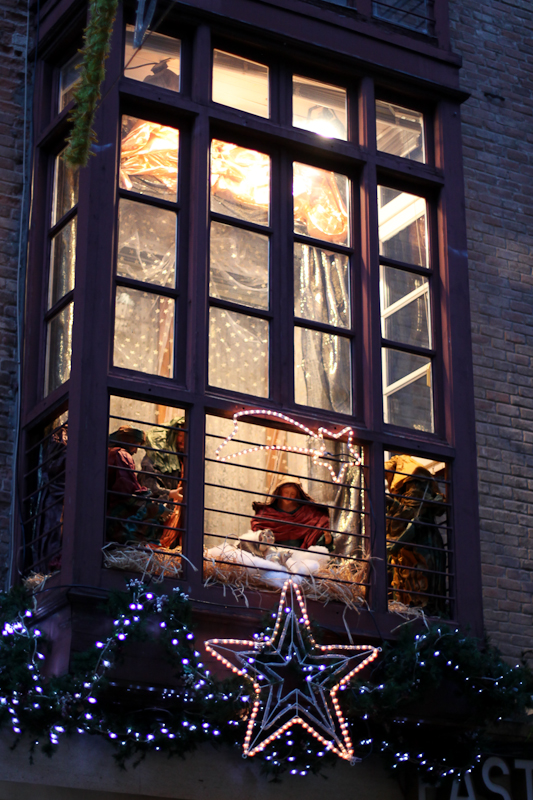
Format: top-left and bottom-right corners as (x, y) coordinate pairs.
(205, 531), (370, 563)
(204, 457), (367, 491)
(25, 421), (68, 456)
(204, 482), (370, 517)
(203, 556), (370, 590)
(22, 469), (66, 504)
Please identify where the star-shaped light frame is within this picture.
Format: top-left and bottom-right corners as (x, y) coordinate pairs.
(205, 579), (379, 761)
(214, 409), (362, 485)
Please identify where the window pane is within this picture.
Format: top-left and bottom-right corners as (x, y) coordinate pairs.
(53, 152), (79, 224)
(114, 287), (175, 377)
(204, 413), (368, 603)
(211, 140), (270, 225)
(294, 243), (350, 328)
(124, 24), (181, 91)
(293, 76), (347, 140)
(210, 221), (269, 309)
(22, 412), (68, 575)
(378, 187), (427, 267)
(376, 101), (425, 162)
(373, 0), (432, 34)
(59, 53), (82, 111)
(385, 452), (449, 616)
(120, 116), (179, 202)
(380, 265), (431, 348)
(293, 162), (349, 245)
(212, 50), (269, 119)
(382, 348), (433, 431)
(45, 303), (73, 395)
(208, 307), (268, 397)
(294, 327), (351, 414)
(117, 199), (176, 288)
(49, 217), (76, 308)
(106, 397), (186, 561)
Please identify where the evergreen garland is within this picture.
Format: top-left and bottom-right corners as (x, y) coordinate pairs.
(63, 0), (119, 167)
(0, 583), (531, 782)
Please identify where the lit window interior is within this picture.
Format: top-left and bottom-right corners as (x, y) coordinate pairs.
(105, 397), (186, 579)
(204, 413), (369, 606)
(293, 75), (347, 140)
(59, 52), (82, 111)
(376, 100), (425, 162)
(124, 24), (181, 92)
(212, 50), (269, 118)
(385, 452), (450, 616)
(378, 186), (427, 267)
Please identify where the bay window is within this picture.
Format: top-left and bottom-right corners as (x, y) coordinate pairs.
(18, 4), (481, 638)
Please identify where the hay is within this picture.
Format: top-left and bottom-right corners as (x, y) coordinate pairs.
(103, 544), (182, 582)
(203, 551), (369, 610)
(23, 572), (52, 592)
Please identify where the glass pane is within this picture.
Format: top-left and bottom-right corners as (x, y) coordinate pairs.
(53, 152), (79, 224)
(45, 303), (73, 395)
(120, 116), (179, 202)
(49, 217), (76, 308)
(378, 186), (427, 267)
(23, 412), (68, 575)
(114, 287), (175, 377)
(106, 397), (186, 557)
(210, 221), (269, 309)
(211, 140), (270, 225)
(124, 24), (181, 91)
(294, 327), (351, 414)
(372, 0), (432, 35)
(293, 76), (347, 140)
(294, 243), (350, 328)
(382, 348), (433, 431)
(59, 53), (82, 111)
(204, 413), (368, 602)
(385, 452), (449, 616)
(117, 199), (176, 288)
(376, 101), (425, 162)
(212, 50), (269, 119)
(293, 162), (349, 245)
(209, 307), (268, 397)
(380, 265), (431, 348)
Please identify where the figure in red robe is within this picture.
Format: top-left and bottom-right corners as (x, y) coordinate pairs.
(251, 477), (332, 551)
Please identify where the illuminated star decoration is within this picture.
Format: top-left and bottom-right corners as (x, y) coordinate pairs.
(214, 409), (362, 485)
(205, 579), (379, 762)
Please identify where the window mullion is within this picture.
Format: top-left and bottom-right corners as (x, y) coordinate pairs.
(277, 151), (294, 408)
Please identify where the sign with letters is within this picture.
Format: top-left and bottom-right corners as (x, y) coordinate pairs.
(419, 758), (533, 800)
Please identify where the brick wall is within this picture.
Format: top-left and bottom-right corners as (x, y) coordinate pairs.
(449, 0), (533, 664)
(0, 0), (28, 584)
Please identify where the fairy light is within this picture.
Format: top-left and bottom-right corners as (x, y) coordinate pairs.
(214, 409), (362, 485)
(205, 579), (379, 762)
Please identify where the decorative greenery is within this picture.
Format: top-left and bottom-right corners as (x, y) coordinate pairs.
(63, 0), (119, 167)
(0, 583), (531, 782)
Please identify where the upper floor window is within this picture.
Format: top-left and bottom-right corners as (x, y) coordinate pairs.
(372, 0), (435, 35)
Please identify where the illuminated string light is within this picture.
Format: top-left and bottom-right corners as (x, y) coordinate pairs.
(205, 579), (379, 761)
(214, 409), (362, 485)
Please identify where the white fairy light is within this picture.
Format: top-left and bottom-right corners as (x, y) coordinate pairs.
(214, 409), (362, 485)
(205, 579), (379, 761)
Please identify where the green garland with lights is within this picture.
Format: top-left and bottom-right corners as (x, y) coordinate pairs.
(63, 0), (118, 167)
(0, 583), (531, 781)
